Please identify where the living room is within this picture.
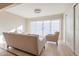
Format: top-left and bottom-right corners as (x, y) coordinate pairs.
(0, 3), (78, 56)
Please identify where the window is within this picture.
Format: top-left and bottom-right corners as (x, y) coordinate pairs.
(0, 25), (23, 44)
(0, 35), (5, 43)
(9, 25), (23, 33)
(31, 20), (60, 36)
(43, 21), (50, 36)
(31, 21), (42, 35)
(16, 25), (23, 33)
(51, 20), (60, 34)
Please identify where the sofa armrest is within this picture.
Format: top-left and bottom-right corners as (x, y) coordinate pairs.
(37, 37), (46, 55)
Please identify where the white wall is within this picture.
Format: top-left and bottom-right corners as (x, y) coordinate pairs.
(0, 11), (26, 35)
(63, 5), (74, 52)
(63, 4), (79, 55)
(75, 4), (79, 55)
(23, 18), (31, 34)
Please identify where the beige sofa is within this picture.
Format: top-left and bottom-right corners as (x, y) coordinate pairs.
(3, 32), (46, 55)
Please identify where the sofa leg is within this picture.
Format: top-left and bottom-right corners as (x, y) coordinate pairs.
(7, 45), (9, 49)
(56, 42), (58, 46)
(44, 46), (45, 49)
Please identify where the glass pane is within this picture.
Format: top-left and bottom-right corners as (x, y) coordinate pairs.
(16, 25), (23, 33)
(51, 20), (60, 34)
(31, 21), (42, 36)
(31, 20), (60, 36)
(43, 21), (50, 36)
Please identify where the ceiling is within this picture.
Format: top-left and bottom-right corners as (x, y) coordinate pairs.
(5, 3), (73, 18)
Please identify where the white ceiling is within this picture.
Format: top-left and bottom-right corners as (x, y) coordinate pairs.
(5, 3), (73, 18)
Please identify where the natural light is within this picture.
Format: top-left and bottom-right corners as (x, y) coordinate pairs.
(31, 20), (60, 36)
(0, 25), (23, 44)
